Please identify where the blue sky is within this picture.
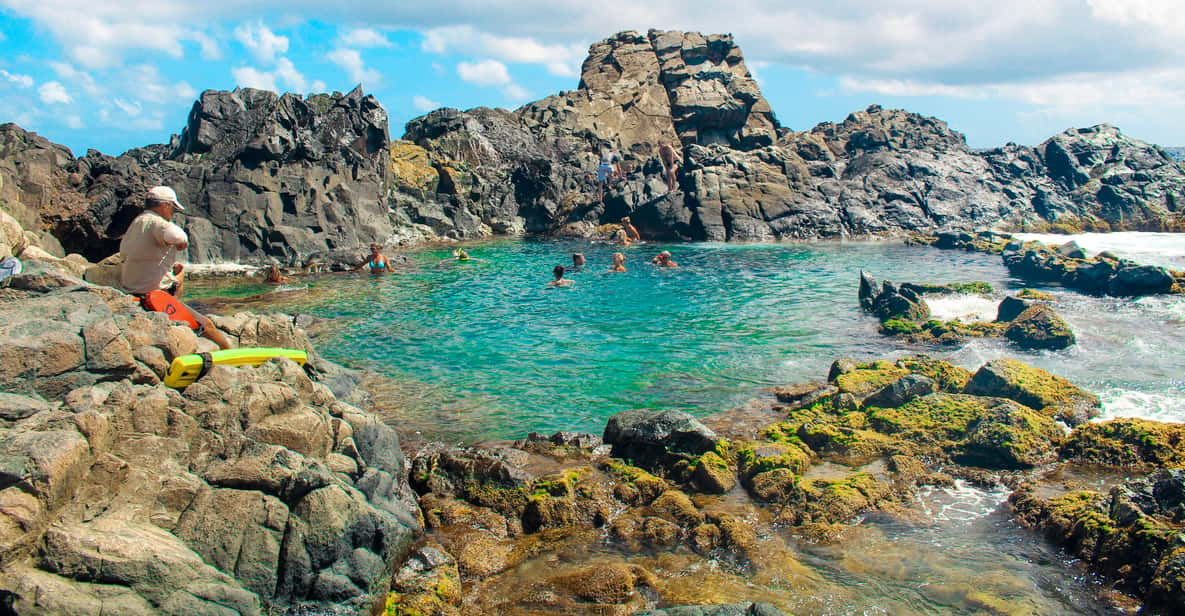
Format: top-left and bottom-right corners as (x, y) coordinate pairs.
(2, 1), (1184, 156)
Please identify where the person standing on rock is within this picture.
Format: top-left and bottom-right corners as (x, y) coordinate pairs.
(658, 141), (680, 191)
(120, 186), (233, 349)
(597, 146), (621, 202)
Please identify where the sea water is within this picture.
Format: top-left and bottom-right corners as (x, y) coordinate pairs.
(191, 236), (1185, 442)
(187, 234), (1184, 614)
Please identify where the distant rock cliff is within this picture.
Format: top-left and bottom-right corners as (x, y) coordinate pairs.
(1, 30), (1183, 263)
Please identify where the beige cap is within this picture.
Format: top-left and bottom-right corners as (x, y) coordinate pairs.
(146, 186), (185, 210)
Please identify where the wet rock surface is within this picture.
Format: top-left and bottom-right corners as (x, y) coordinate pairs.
(382, 350), (1169, 614)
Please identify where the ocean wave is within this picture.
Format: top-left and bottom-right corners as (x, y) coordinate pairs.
(1097, 387), (1185, 423)
(1012, 232), (1185, 270)
(926, 294), (999, 322)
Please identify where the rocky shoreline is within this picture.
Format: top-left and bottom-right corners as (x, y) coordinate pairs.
(4, 29), (1185, 268)
(3, 25), (1185, 616)
(2, 216), (1185, 614)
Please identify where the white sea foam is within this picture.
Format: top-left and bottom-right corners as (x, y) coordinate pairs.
(926, 294), (999, 322)
(917, 481), (1009, 523)
(1097, 387), (1185, 423)
(185, 262), (258, 275)
(1012, 232), (1185, 270)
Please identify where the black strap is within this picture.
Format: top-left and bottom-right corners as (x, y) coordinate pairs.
(198, 352), (213, 378)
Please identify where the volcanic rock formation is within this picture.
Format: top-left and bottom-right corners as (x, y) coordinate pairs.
(2, 30), (1184, 264)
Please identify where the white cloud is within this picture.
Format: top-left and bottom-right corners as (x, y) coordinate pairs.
(275, 57), (310, 91)
(327, 48), (381, 86)
(312, 79), (327, 93)
(412, 94), (441, 111)
(423, 25), (582, 77)
(840, 67), (1185, 108)
(65, 115), (84, 129)
(502, 83), (530, 101)
(457, 59), (511, 87)
(39, 81), (72, 104)
(49, 62), (102, 96)
(0, 70), (34, 88)
(232, 66), (278, 92)
(234, 21), (288, 65)
(113, 98), (143, 117)
(192, 30), (223, 61)
(339, 27), (394, 48)
(229, 57), (314, 94)
(123, 64), (197, 103)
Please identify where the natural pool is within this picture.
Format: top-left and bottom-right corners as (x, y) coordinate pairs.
(190, 236), (1185, 443)
(187, 235), (1185, 615)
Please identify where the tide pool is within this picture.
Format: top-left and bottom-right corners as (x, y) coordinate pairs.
(189, 236), (1185, 443)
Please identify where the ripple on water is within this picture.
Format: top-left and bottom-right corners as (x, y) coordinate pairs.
(187, 237), (1185, 443)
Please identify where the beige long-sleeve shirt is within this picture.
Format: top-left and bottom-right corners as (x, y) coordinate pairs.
(119, 211), (187, 294)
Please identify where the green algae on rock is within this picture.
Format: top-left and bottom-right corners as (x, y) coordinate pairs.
(963, 358), (1101, 425)
(1060, 418), (1185, 468)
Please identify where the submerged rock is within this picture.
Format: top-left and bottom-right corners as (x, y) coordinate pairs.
(636, 603), (787, 616)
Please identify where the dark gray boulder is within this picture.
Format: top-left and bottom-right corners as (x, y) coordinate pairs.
(1004, 304), (1076, 350)
(863, 374), (935, 408)
(603, 409), (719, 471)
(1108, 263), (1175, 296)
(995, 296), (1033, 322)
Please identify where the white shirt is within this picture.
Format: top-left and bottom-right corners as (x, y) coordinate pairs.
(119, 211), (187, 294)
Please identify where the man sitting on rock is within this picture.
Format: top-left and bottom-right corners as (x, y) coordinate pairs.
(120, 186), (232, 349)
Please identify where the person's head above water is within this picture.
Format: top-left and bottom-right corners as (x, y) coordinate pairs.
(572, 253), (585, 267)
(553, 264), (565, 280)
(369, 243), (382, 254)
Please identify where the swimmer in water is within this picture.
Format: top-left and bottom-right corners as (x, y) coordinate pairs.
(547, 264), (574, 288)
(354, 243), (393, 273)
(453, 248), (470, 261)
(608, 252), (626, 273)
(571, 252), (586, 271)
(652, 250), (678, 267)
(263, 264), (292, 284)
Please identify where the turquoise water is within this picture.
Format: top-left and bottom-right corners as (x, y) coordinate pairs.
(185, 236), (1184, 613)
(191, 237), (1185, 442)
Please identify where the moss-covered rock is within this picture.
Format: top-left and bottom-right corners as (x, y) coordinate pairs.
(1004, 304), (1076, 350)
(737, 440), (813, 479)
(689, 451), (736, 494)
(776, 472), (891, 525)
(383, 543), (462, 616)
(1010, 470), (1185, 614)
(958, 402), (1064, 469)
(605, 460), (671, 506)
(548, 562), (657, 605)
(903, 281), (994, 295)
(866, 393), (996, 441)
(833, 361), (910, 397)
(894, 355), (973, 392)
(649, 490), (705, 527)
(1017, 288), (1055, 301)
(389, 140), (440, 198)
(880, 318), (920, 335)
(962, 358), (1100, 425)
(1061, 419), (1185, 468)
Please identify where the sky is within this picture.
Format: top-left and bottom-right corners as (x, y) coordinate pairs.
(2, 0), (1184, 157)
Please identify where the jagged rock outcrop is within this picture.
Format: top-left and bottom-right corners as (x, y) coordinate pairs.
(0, 265), (421, 613)
(3, 31), (1185, 262)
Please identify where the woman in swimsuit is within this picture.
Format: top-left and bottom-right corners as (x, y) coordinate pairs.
(608, 252), (626, 273)
(355, 243), (393, 273)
